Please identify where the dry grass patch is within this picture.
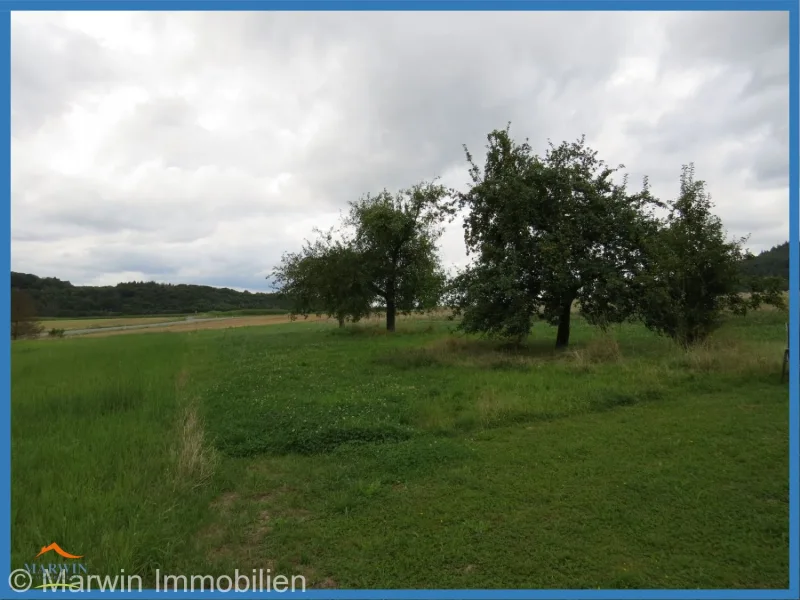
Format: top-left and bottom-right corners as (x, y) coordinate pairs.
(567, 336), (623, 372)
(175, 367), (190, 392)
(250, 510), (273, 540)
(210, 492), (240, 513)
(475, 389), (529, 427)
(172, 404), (219, 491)
(171, 367), (218, 490)
(358, 309), (454, 324)
(672, 336), (783, 376)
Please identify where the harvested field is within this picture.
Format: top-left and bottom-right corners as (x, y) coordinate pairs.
(77, 311), (454, 338)
(41, 316), (183, 331)
(80, 314), (330, 337)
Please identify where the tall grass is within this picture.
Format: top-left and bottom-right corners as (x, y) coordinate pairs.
(11, 334), (219, 581)
(10, 309), (789, 588)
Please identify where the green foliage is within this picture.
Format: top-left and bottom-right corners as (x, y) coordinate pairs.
(273, 228), (374, 326)
(451, 125), (657, 348)
(10, 288), (44, 340)
(273, 181), (452, 332)
(48, 328), (66, 338)
(10, 272), (290, 317)
(347, 181), (452, 331)
(635, 165), (786, 346)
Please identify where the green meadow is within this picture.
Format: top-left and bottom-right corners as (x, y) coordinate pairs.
(11, 310), (790, 589)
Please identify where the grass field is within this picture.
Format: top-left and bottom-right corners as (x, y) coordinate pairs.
(11, 309), (790, 589)
(40, 316), (185, 331)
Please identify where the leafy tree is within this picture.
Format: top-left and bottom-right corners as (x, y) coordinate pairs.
(11, 288), (44, 340)
(272, 228), (373, 327)
(347, 181), (452, 331)
(452, 125), (658, 348)
(635, 164), (786, 346)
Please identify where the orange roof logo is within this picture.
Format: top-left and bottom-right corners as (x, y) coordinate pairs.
(34, 543), (84, 560)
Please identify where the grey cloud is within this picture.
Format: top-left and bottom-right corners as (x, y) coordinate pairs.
(751, 148), (790, 190)
(10, 12), (791, 289)
(626, 71), (786, 155)
(11, 16), (125, 135)
(745, 224), (792, 252)
(633, 12), (790, 194)
(110, 12), (649, 216)
(12, 160), (317, 245)
(99, 96), (222, 171)
(663, 11), (787, 67)
(88, 246), (181, 278)
(179, 13), (645, 192)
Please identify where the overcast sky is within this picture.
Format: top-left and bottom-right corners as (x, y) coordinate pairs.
(11, 11), (789, 292)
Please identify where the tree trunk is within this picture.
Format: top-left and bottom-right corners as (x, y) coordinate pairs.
(338, 316), (345, 328)
(386, 300), (396, 332)
(385, 279), (397, 332)
(555, 299), (572, 349)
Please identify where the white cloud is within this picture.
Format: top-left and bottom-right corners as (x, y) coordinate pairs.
(11, 11), (790, 291)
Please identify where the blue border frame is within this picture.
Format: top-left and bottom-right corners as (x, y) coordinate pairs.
(0, 5), (8, 600)
(1, 1), (797, 598)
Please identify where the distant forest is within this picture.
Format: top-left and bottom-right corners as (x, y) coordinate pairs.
(10, 272), (291, 318)
(740, 242), (790, 288)
(10, 242), (790, 318)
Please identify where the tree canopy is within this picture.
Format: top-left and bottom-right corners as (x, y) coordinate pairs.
(273, 180), (452, 331)
(451, 126), (658, 348)
(273, 228), (373, 327)
(633, 164), (786, 346)
(347, 181), (452, 331)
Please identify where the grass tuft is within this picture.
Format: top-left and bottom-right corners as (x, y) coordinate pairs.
(567, 335), (623, 371)
(172, 403), (218, 491)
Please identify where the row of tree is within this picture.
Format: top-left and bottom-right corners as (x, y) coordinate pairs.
(273, 126), (786, 348)
(10, 273), (292, 318)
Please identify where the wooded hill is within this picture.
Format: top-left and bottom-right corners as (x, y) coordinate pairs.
(741, 242), (789, 288)
(10, 272), (290, 318)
